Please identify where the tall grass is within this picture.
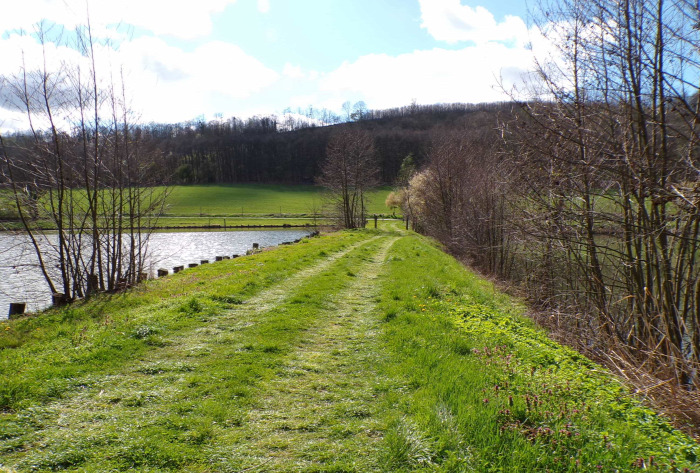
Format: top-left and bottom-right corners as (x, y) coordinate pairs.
(376, 234), (698, 471)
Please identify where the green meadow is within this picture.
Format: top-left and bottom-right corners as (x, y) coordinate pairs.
(162, 184), (396, 224)
(0, 185), (398, 230)
(0, 225), (697, 471)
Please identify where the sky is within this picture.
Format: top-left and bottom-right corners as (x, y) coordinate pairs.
(0, 0), (541, 129)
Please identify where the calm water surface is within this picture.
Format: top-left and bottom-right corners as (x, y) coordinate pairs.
(0, 229), (311, 318)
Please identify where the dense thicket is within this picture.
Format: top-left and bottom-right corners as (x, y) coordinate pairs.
(403, 0), (700, 418)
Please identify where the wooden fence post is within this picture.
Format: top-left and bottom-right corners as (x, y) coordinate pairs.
(87, 274), (99, 295)
(52, 293), (69, 307)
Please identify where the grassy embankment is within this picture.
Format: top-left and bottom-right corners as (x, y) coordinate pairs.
(0, 184), (398, 230)
(0, 225), (697, 471)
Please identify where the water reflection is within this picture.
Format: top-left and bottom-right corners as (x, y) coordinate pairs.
(0, 229), (311, 317)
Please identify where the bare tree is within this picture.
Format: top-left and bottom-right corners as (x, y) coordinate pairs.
(0, 21), (167, 304)
(318, 128), (378, 229)
(341, 101), (353, 122)
(351, 101), (368, 121)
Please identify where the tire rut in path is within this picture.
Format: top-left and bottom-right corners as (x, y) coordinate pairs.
(234, 235), (383, 314)
(161, 235), (383, 351)
(228, 235), (400, 471)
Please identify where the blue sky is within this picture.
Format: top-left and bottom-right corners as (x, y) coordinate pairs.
(206, 1), (528, 71)
(0, 0), (539, 128)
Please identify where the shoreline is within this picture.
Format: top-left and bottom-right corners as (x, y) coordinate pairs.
(0, 223), (321, 233)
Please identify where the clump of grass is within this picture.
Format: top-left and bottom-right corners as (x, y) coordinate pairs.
(384, 417), (437, 469)
(178, 297), (203, 315)
(132, 325), (158, 339)
(210, 294), (243, 305)
(424, 284), (442, 299)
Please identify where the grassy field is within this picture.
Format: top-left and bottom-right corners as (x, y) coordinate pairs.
(162, 184), (397, 226)
(0, 225), (697, 471)
(166, 184), (394, 216)
(147, 217), (321, 229)
(0, 185), (399, 230)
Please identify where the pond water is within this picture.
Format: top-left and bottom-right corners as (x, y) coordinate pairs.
(0, 229), (312, 318)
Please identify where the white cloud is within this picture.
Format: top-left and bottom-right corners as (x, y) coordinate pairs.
(318, 44), (533, 110)
(282, 63), (304, 79)
(265, 28), (278, 43)
(117, 38), (279, 122)
(418, 0), (528, 45)
(0, 0), (237, 39)
(0, 31), (279, 129)
(287, 94), (318, 108)
(257, 0), (270, 14)
(0, 32), (115, 131)
(0, 107), (36, 133)
(0, 1), (555, 130)
(0, 31), (543, 131)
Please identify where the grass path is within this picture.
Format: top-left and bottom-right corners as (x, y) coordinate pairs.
(0, 233), (395, 471)
(230, 236), (399, 471)
(2, 228), (699, 472)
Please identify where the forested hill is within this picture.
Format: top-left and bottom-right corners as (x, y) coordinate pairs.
(147, 102), (510, 185)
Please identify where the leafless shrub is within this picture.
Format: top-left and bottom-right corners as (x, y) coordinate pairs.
(318, 128), (379, 229)
(0, 21), (167, 302)
(506, 0), (700, 388)
(408, 125), (515, 276)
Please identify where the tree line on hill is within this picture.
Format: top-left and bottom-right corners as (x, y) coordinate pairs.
(142, 102), (507, 185)
(0, 102), (506, 188)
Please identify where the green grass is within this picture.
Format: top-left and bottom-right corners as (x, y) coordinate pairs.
(0, 226), (697, 471)
(145, 216), (321, 228)
(0, 184), (399, 230)
(163, 184), (395, 217)
(376, 235), (698, 471)
(0, 191), (15, 219)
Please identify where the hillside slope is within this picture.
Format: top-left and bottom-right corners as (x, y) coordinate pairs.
(0, 226), (697, 471)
